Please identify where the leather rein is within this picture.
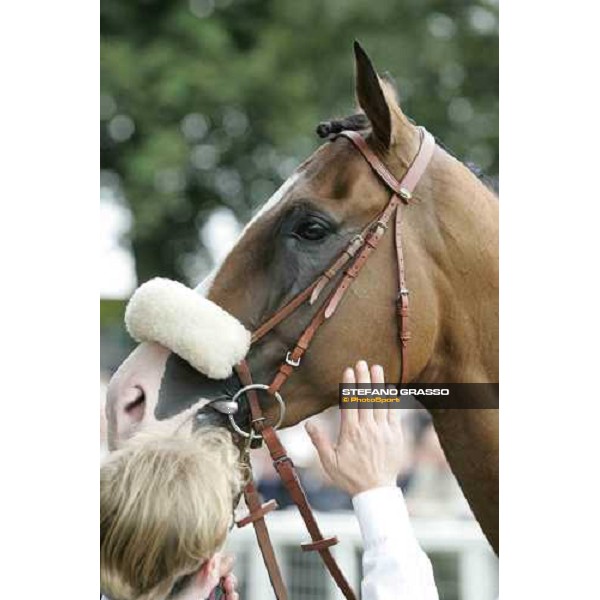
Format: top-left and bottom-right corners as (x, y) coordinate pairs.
(219, 128), (435, 600)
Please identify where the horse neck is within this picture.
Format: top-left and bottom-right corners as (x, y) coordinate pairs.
(429, 407), (499, 553)
(411, 149), (499, 384)
(405, 149), (499, 553)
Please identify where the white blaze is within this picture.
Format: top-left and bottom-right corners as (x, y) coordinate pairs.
(195, 171), (302, 295)
(242, 171), (301, 232)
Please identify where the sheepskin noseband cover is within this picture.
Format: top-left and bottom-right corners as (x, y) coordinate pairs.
(124, 278), (251, 380)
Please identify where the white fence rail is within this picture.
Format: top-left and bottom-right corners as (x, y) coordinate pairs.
(225, 510), (498, 600)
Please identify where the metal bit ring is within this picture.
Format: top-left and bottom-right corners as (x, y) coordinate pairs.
(228, 384), (286, 439)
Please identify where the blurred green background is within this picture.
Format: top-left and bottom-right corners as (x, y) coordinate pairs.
(100, 8), (500, 595)
(101, 0), (498, 288)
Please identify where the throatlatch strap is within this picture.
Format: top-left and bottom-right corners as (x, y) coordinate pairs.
(395, 202), (410, 384)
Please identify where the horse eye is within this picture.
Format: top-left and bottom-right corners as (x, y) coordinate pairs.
(293, 220), (330, 241)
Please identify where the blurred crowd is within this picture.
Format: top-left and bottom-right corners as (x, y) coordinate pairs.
(251, 405), (471, 518)
(100, 375), (471, 519)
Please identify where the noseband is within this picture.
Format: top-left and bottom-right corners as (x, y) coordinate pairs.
(213, 128), (435, 600)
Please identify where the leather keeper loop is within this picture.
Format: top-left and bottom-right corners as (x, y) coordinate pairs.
(236, 499), (279, 528)
(295, 341), (308, 353)
(301, 536), (339, 552)
(279, 363), (294, 377)
(272, 453), (293, 467)
(310, 277), (329, 305)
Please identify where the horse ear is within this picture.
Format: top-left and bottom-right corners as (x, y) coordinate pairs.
(353, 41), (394, 149)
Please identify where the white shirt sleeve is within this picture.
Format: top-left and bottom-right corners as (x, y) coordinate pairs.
(352, 486), (439, 600)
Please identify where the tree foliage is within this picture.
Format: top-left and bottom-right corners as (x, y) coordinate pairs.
(101, 0), (498, 285)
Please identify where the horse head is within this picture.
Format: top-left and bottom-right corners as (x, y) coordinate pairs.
(107, 41), (497, 446)
(105, 43), (499, 553)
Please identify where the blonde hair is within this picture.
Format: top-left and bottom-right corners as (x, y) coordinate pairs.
(100, 426), (245, 600)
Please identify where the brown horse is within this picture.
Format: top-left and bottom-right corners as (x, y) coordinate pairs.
(106, 43), (499, 553)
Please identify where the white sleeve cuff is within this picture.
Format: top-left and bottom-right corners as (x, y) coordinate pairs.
(352, 486), (440, 600)
(352, 486), (412, 549)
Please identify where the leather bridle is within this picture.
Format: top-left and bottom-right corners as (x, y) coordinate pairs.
(209, 127), (435, 600)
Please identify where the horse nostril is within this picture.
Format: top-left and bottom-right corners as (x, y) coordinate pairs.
(124, 386), (146, 423)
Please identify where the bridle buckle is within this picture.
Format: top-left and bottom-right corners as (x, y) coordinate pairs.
(285, 351), (301, 367)
(369, 221), (388, 235)
(399, 187), (412, 201)
(349, 233), (365, 247)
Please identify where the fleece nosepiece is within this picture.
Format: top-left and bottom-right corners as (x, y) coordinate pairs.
(125, 278), (251, 379)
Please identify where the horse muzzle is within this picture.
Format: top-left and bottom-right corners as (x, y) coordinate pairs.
(121, 278), (283, 447)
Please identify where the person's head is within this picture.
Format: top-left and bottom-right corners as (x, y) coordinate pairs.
(100, 425), (245, 600)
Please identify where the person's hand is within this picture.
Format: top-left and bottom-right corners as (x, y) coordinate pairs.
(172, 552), (239, 600)
(305, 361), (404, 497)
